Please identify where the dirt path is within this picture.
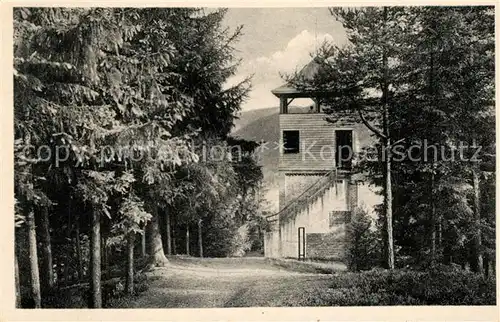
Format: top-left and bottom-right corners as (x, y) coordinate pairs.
(118, 257), (334, 308)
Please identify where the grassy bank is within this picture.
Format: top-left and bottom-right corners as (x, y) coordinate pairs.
(299, 267), (496, 306)
(265, 257), (347, 274)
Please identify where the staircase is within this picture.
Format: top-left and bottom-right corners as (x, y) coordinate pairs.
(266, 169), (338, 226)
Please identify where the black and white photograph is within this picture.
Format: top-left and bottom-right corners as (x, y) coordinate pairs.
(8, 4), (497, 312)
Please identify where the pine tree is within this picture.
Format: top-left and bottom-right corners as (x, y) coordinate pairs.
(289, 7), (411, 269)
(14, 7), (257, 307)
(289, 6), (494, 270)
(394, 6), (494, 270)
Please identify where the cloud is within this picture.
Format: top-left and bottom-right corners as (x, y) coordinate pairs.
(227, 30), (335, 111)
(258, 30), (333, 75)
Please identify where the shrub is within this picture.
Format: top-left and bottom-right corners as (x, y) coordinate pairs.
(345, 207), (382, 271)
(203, 213), (254, 257)
(229, 224), (252, 257)
(203, 214), (239, 257)
(317, 268), (496, 306)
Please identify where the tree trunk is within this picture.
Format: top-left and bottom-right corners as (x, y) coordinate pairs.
(89, 208), (102, 308)
(64, 202), (73, 285)
(75, 217), (83, 280)
(186, 225), (190, 256)
(15, 253), (21, 308)
(125, 233), (135, 295)
(430, 213), (436, 266)
(381, 7), (394, 270)
(39, 207), (54, 291)
(471, 167), (483, 274)
(427, 34), (438, 267)
(437, 215), (442, 260)
(172, 214), (177, 255)
(483, 253), (490, 278)
(27, 209), (41, 308)
(141, 228), (147, 258)
(165, 210), (172, 255)
(430, 171), (437, 266)
(102, 236), (109, 279)
(147, 207), (168, 267)
(384, 139), (395, 270)
(443, 243), (452, 265)
(198, 219), (203, 258)
(172, 229), (177, 255)
(63, 257), (70, 286)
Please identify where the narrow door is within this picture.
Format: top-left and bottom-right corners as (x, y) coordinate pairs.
(335, 130), (353, 170)
(298, 227), (306, 260)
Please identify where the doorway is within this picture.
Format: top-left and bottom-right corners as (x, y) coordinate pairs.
(335, 130), (353, 170)
(298, 227), (306, 260)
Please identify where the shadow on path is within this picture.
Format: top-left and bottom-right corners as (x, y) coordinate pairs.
(116, 257), (334, 308)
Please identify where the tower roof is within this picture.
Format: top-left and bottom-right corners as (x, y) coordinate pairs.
(271, 59), (322, 97)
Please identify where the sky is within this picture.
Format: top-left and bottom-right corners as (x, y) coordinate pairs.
(222, 8), (348, 112)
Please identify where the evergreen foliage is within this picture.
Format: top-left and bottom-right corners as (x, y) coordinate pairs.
(14, 7), (263, 308)
(289, 6), (495, 272)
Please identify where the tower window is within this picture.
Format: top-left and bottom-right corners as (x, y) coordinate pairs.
(283, 130), (300, 154)
(335, 130), (353, 169)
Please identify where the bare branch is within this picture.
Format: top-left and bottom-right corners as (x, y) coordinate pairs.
(390, 138), (406, 147)
(354, 102), (387, 139)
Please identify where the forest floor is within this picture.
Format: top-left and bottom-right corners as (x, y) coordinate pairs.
(111, 256), (338, 308)
(106, 256), (495, 307)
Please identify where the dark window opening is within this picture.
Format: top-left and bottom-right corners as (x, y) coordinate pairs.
(329, 210), (352, 227)
(283, 130), (300, 154)
(335, 130), (353, 169)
